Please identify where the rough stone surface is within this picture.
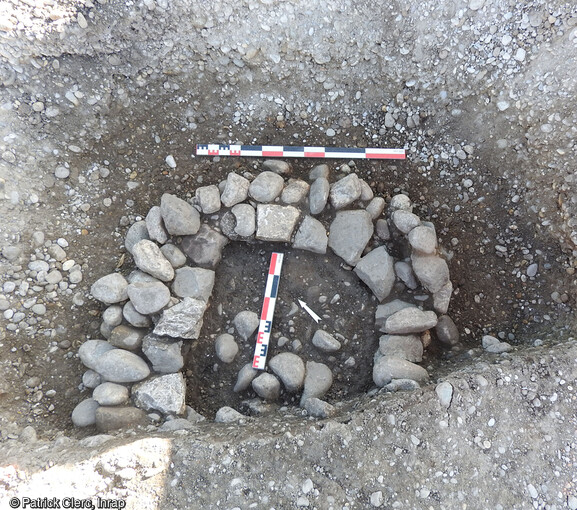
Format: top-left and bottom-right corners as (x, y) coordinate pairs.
(145, 206), (168, 244)
(262, 160), (290, 175)
(92, 382), (129, 406)
(78, 340), (116, 371)
(328, 210), (374, 266)
(366, 197), (385, 220)
(249, 171), (285, 202)
(160, 193), (200, 236)
(90, 273), (129, 304)
(195, 185), (221, 214)
(392, 210), (421, 233)
(233, 363), (259, 392)
(269, 353), (305, 392)
(309, 164), (329, 180)
(304, 398), (335, 419)
(220, 172), (250, 207)
(373, 356), (429, 386)
(309, 177), (330, 215)
(354, 246), (395, 301)
(435, 315), (460, 347)
(160, 244), (187, 269)
(108, 324), (146, 351)
(300, 361), (333, 405)
(215, 406), (246, 423)
(312, 330), (341, 352)
(394, 261), (419, 290)
(123, 301), (152, 328)
(281, 179), (310, 204)
(102, 305), (123, 327)
(252, 373), (281, 400)
(375, 219), (391, 240)
(232, 203), (256, 237)
(412, 254), (450, 294)
(384, 308), (438, 334)
(233, 310), (259, 340)
(389, 194), (413, 212)
(125, 221), (150, 254)
(131, 240), (175, 282)
(408, 225), (437, 254)
(330, 173), (362, 209)
(435, 381), (454, 408)
(94, 349), (151, 383)
(215, 333), (239, 363)
(377, 334), (423, 363)
(292, 215), (328, 254)
(172, 266), (215, 301)
(71, 398), (99, 427)
(153, 297), (208, 339)
(142, 334), (184, 373)
(132, 373), (186, 415)
(256, 204), (300, 242)
(95, 406), (148, 432)
(127, 281), (171, 314)
(82, 370), (102, 389)
(433, 281), (453, 314)
(181, 224), (229, 268)
(375, 300), (416, 330)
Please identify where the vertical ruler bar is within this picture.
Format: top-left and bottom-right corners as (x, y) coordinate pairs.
(252, 252), (284, 370)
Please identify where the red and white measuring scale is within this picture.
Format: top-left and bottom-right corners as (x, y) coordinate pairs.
(252, 252), (284, 370)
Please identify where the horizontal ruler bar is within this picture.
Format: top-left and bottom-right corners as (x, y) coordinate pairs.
(196, 144), (406, 160)
(252, 252), (284, 370)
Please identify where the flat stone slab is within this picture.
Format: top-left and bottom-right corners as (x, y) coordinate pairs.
(354, 246), (395, 301)
(153, 297), (208, 339)
(330, 173), (362, 209)
(132, 373), (186, 415)
(383, 307), (438, 335)
(328, 210), (374, 266)
(256, 204), (300, 242)
(181, 224), (229, 268)
(160, 193), (200, 236)
(293, 215), (328, 254)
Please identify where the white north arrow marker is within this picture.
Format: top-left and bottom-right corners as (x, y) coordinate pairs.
(298, 299), (322, 323)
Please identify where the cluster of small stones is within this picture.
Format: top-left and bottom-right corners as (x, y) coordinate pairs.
(72, 159), (457, 431)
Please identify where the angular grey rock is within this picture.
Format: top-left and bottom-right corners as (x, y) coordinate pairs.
(94, 349), (151, 383)
(392, 210), (421, 233)
(154, 297), (207, 339)
(373, 356), (429, 387)
(384, 308), (438, 334)
(377, 335), (423, 363)
(233, 310), (259, 340)
(102, 305), (123, 327)
(482, 335), (500, 348)
(408, 225), (437, 254)
(145, 206), (168, 244)
(82, 370), (102, 389)
(160, 244), (187, 269)
(389, 194), (413, 212)
(95, 406), (148, 432)
(304, 398), (335, 419)
(125, 221), (149, 254)
(252, 373), (280, 400)
(127, 281), (171, 314)
(181, 224), (229, 268)
(435, 381), (453, 407)
(354, 246), (395, 301)
(185, 406), (206, 423)
(309, 164), (329, 180)
(232, 203), (256, 237)
(172, 266), (215, 302)
(269, 353), (305, 392)
(262, 159), (290, 175)
(375, 300), (416, 330)
(159, 418), (197, 432)
(234, 363), (259, 392)
(71, 398), (100, 427)
(281, 180), (310, 204)
(300, 361), (333, 405)
(160, 193), (200, 236)
(215, 406), (246, 423)
(142, 334), (184, 374)
(330, 173), (362, 209)
(433, 281), (453, 314)
(195, 184), (221, 214)
(215, 333), (239, 363)
(132, 373), (186, 415)
(312, 330), (341, 352)
(293, 216), (328, 254)
(78, 340), (116, 371)
(249, 171), (285, 202)
(132, 240), (175, 282)
(108, 324), (146, 351)
(394, 261), (419, 290)
(435, 315), (460, 347)
(123, 301), (152, 328)
(366, 197), (385, 220)
(256, 204), (300, 242)
(375, 219), (391, 240)
(328, 210), (374, 266)
(412, 254), (450, 294)
(91, 273), (129, 304)
(221, 172), (250, 208)
(92, 382), (129, 406)
(309, 177), (330, 215)
(485, 341), (513, 353)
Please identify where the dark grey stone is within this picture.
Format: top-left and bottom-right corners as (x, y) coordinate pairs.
(125, 221), (149, 254)
(354, 246), (395, 301)
(142, 334), (184, 373)
(293, 215), (328, 254)
(95, 406), (148, 432)
(328, 210), (374, 266)
(127, 281), (171, 315)
(181, 224), (229, 268)
(172, 266), (215, 302)
(108, 324), (146, 351)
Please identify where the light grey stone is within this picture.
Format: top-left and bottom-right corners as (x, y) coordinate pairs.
(485, 340), (513, 353)
(377, 334), (423, 363)
(145, 206), (168, 244)
(233, 310), (259, 340)
(124, 221), (149, 254)
(127, 270), (159, 284)
(303, 398), (335, 418)
(48, 244), (67, 261)
(412, 254), (450, 294)
(435, 381), (453, 407)
(93, 382), (129, 406)
(232, 203), (256, 237)
(309, 164), (329, 180)
(408, 225), (437, 254)
(330, 173), (362, 209)
(181, 224), (229, 268)
(215, 333), (239, 363)
(328, 210), (374, 266)
(123, 301), (152, 328)
(527, 263), (538, 277)
(142, 334), (184, 373)
(234, 363), (259, 392)
(389, 194), (412, 212)
(312, 330), (341, 352)
(373, 356), (429, 386)
(160, 244), (187, 269)
(132, 240), (174, 282)
(91, 273), (129, 304)
(252, 373), (281, 400)
(269, 353), (305, 392)
(172, 266), (215, 301)
(221, 172), (250, 207)
(185, 406), (206, 423)
(375, 219), (391, 240)
(45, 269), (63, 284)
(436, 315), (460, 347)
(293, 216), (328, 254)
(215, 406), (246, 423)
(384, 308), (438, 334)
(102, 305), (123, 327)
(262, 159), (290, 175)
(78, 340), (116, 371)
(359, 179), (374, 201)
(256, 204), (300, 242)
(160, 193), (200, 236)
(366, 197), (385, 220)
(108, 324), (146, 351)
(19, 425), (37, 443)
(195, 185), (221, 214)
(94, 349), (151, 383)
(95, 406), (148, 432)
(375, 300), (416, 330)
(2, 245), (22, 261)
(127, 281), (171, 314)
(159, 418), (197, 432)
(71, 398), (99, 427)
(394, 261), (418, 290)
(249, 171), (285, 202)
(309, 177), (330, 215)
(392, 210), (421, 233)
(433, 281), (453, 314)
(132, 373), (186, 415)
(300, 361), (333, 405)
(154, 297), (207, 339)
(383, 379), (422, 392)
(281, 180), (310, 204)
(482, 335), (500, 348)
(82, 370), (102, 389)
(354, 246), (395, 301)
